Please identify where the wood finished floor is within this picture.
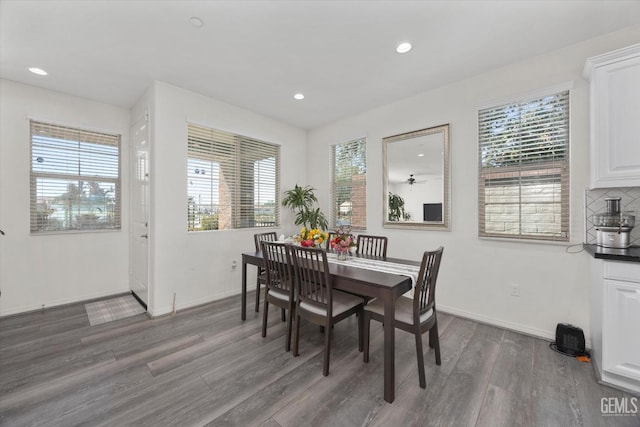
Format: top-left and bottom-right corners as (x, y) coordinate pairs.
(1, 292), (638, 427)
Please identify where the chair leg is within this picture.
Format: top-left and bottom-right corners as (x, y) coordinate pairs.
(430, 323), (441, 365)
(255, 277), (261, 312)
(293, 312), (301, 357)
(415, 331), (426, 389)
(323, 320), (332, 376)
(428, 318), (436, 348)
(281, 308), (286, 322)
(261, 296), (269, 338)
(357, 309), (364, 352)
(285, 304), (294, 352)
(363, 312), (371, 363)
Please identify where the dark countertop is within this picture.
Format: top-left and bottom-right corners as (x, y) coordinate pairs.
(583, 244), (640, 263)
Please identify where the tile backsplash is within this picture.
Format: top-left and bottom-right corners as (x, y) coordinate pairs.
(585, 187), (640, 246)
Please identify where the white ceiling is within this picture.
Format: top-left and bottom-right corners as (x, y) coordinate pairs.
(2, 0), (639, 130)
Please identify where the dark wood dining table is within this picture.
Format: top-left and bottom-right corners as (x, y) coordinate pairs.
(241, 250), (416, 403)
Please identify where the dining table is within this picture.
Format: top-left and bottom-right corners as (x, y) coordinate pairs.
(241, 249), (418, 403)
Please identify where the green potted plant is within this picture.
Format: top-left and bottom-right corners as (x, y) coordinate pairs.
(282, 184), (329, 230)
(388, 192), (410, 221)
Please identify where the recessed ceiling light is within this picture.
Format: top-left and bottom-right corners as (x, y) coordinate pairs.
(294, 93), (305, 100)
(28, 67), (48, 76)
(396, 42), (412, 54)
(418, 153), (425, 157)
(189, 17), (204, 28)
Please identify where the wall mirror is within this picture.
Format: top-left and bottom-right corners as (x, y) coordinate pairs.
(383, 123), (450, 230)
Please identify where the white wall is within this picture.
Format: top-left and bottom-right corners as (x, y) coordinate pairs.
(306, 27), (640, 344)
(143, 81), (306, 316)
(0, 79), (131, 316)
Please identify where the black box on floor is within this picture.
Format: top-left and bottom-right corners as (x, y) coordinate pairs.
(555, 323), (586, 356)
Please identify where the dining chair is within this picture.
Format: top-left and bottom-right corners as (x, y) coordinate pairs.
(289, 245), (365, 376)
(363, 247), (444, 388)
(356, 234), (388, 258)
(254, 232), (278, 313)
(260, 241), (296, 351)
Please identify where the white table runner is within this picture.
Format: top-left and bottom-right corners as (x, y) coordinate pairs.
(326, 252), (420, 285)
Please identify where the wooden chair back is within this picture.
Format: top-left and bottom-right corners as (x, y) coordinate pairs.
(261, 241), (294, 296)
(413, 247), (444, 320)
(254, 231), (278, 251)
(356, 234), (388, 257)
(289, 246), (332, 317)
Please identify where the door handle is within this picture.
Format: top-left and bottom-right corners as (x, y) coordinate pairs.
(140, 234), (148, 239)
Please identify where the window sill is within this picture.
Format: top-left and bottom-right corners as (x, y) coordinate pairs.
(478, 236), (573, 247)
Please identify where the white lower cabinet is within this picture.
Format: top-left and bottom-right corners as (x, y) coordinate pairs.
(603, 279), (640, 381)
(591, 260), (640, 394)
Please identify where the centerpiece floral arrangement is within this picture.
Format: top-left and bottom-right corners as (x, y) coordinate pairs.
(330, 225), (357, 254)
(298, 226), (328, 248)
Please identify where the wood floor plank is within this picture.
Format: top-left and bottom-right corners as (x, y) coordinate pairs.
(488, 330), (535, 396)
(0, 333), (201, 411)
(189, 330), (323, 425)
(369, 316), (478, 427)
(0, 335), (85, 367)
(147, 314), (283, 376)
(37, 311), (90, 335)
(530, 338), (582, 426)
(90, 376), (217, 427)
(0, 302), (87, 329)
(475, 330), (535, 426)
(80, 314), (167, 346)
(267, 331), (395, 427)
(0, 323), (40, 343)
(2, 365), (153, 427)
(202, 353), (327, 427)
(0, 347), (116, 396)
(421, 323), (504, 427)
(475, 383), (525, 427)
(567, 356), (640, 427)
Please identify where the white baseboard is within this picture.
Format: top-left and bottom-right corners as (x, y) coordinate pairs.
(0, 287), (130, 318)
(149, 289), (240, 318)
(438, 303), (558, 343)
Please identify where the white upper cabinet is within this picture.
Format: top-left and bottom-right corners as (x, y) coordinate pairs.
(584, 44), (640, 189)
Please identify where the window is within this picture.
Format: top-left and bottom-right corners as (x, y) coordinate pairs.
(331, 138), (366, 230)
(187, 123), (280, 231)
(30, 121), (121, 233)
(478, 90), (570, 241)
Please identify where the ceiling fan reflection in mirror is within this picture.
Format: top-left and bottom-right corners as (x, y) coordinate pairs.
(407, 174), (427, 185)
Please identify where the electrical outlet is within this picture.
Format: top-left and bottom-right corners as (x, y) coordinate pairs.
(510, 284), (521, 297)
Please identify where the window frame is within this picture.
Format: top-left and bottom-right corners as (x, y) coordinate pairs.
(330, 137), (367, 231)
(187, 123), (281, 232)
(477, 88), (570, 242)
(29, 120), (122, 234)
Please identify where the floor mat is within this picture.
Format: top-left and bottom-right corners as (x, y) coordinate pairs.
(85, 295), (146, 326)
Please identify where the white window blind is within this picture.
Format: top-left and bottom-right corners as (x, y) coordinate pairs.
(30, 121), (121, 233)
(478, 90), (570, 241)
(331, 138), (366, 230)
(187, 123), (280, 231)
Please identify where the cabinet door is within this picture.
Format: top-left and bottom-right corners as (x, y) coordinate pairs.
(603, 279), (640, 381)
(588, 46), (640, 188)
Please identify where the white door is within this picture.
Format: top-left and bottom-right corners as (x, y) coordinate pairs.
(130, 112), (150, 307)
